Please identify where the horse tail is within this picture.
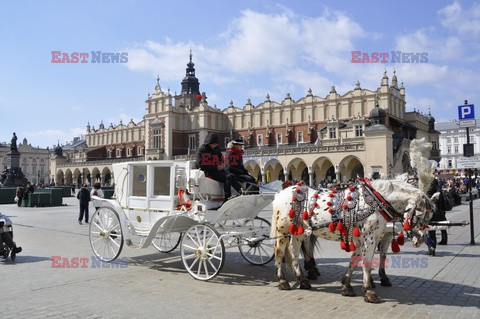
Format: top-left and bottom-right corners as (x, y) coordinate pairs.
(300, 234), (319, 260)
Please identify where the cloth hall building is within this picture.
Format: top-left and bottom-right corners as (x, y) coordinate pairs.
(50, 54), (440, 187)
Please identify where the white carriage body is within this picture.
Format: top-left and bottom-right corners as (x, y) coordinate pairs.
(90, 159), (276, 280)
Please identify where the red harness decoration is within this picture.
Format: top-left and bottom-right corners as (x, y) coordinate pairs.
(361, 177), (402, 222)
(177, 189), (192, 210)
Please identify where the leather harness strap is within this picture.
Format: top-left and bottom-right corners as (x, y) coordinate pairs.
(362, 177), (403, 222)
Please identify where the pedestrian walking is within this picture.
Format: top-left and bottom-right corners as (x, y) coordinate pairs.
(76, 184), (91, 225)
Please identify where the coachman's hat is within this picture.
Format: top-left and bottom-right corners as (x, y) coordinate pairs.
(232, 139), (245, 145)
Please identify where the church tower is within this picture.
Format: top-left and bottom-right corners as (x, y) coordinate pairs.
(176, 51), (201, 110)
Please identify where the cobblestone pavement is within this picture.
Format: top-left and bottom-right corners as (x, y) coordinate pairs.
(1, 196), (479, 318)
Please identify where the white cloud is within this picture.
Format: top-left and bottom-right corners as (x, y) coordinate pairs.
(220, 9), (302, 73)
(438, 1), (480, 37)
(395, 28), (463, 61)
(23, 128), (85, 148)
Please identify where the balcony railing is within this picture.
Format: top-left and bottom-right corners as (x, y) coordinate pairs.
(57, 156), (144, 168)
(243, 143), (365, 157)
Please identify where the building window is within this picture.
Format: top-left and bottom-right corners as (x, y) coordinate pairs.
(454, 137), (458, 143)
(432, 141), (437, 150)
(355, 125), (363, 137)
(454, 145), (459, 153)
(448, 159), (452, 168)
(257, 134), (263, 146)
(189, 134), (196, 151)
(277, 133), (282, 145)
(447, 137), (451, 144)
(116, 149), (122, 157)
(153, 128), (162, 149)
(137, 147), (143, 156)
(447, 146), (451, 154)
(298, 131), (303, 143)
(127, 148), (132, 157)
(329, 127), (337, 139)
(107, 150), (112, 158)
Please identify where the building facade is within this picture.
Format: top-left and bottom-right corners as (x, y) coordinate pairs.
(435, 120), (480, 176)
(52, 53), (440, 187)
(0, 138), (50, 185)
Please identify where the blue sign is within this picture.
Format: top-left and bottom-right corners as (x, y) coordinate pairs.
(458, 104), (475, 120)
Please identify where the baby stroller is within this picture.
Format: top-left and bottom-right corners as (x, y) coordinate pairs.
(0, 217), (21, 261)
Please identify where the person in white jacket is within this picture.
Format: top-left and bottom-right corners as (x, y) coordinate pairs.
(0, 212), (22, 259)
(90, 182), (104, 210)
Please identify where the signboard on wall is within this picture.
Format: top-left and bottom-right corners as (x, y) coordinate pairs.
(457, 156), (480, 169)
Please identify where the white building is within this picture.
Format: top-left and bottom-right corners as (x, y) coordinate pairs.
(436, 119), (480, 175)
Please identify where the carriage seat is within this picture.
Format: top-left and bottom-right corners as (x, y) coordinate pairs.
(189, 169), (224, 197)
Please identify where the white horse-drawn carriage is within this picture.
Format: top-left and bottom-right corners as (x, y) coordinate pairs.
(88, 160), (275, 280)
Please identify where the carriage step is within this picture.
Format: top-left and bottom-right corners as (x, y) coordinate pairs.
(125, 239), (142, 249)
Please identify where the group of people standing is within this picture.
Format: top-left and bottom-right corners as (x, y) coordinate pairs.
(195, 133), (257, 203)
(76, 183), (104, 225)
(15, 182), (35, 207)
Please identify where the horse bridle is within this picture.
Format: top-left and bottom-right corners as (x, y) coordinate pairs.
(405, 195), (433, 239)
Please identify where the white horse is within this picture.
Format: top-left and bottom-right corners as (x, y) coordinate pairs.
(271, 177), (435, 302)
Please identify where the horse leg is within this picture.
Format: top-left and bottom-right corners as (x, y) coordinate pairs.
(378, 236), (392, 287)
(291, 235), (311, 289)
(275, 236), (291, 290)
(362, 247), (381, 303)
(301, 235), (320, 280)
(341, 252), (359, 297)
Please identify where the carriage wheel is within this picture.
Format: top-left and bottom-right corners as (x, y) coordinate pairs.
(89, 207), (123, 262)
(239, 217), (275, 265)
(152, 231), (182, 253)
(180, 224), (225, 281)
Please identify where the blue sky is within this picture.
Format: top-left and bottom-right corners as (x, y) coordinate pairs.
(1, 0), (479, 148)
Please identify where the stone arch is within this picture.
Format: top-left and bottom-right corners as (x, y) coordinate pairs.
(287, 158), (307, 182)
(83, 168), (91, 185)
(264, 158), (283, 183)
(65, 169), (73, 185)
(102, 167), (112, 185)
(338, 155), (364, 182)
(244, 159), (260, 182)
(312, 157), (335, 184)
(56, 170), (65, 186)
(73, 168), (82, 187)
(91, 167), (101, 184)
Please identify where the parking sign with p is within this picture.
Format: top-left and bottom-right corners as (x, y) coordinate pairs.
(458, 104), (475, 120)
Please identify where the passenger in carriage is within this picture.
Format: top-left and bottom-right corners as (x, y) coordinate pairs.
(196, 133), (242, 202)
(225, 139), (258, 194)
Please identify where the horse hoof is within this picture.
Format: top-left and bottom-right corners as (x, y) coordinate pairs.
(341, 285), (356, 297)
(306, 270), (318, 280)
(300, 279), (312, 290)
(364, 292), (380, 303)
(279, 281), (291, 290)
(380, 278), (392, 287)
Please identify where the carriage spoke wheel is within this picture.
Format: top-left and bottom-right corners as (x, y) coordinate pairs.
(89, 207), (123, 262)
(239, 217), (275, 265)
(181, 224), (225, 281)
(152, 231), (182, 253)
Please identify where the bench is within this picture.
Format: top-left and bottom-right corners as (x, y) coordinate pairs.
(188, 169), (224, 198)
